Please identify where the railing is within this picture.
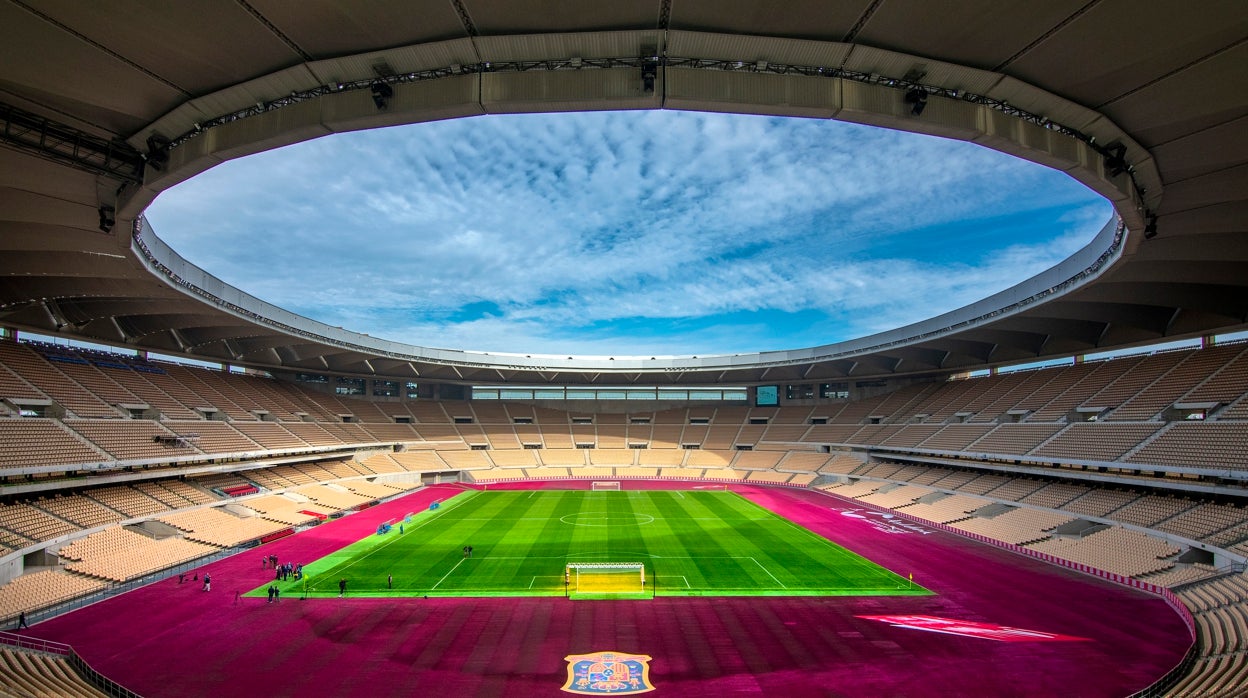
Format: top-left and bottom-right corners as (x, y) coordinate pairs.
(0, 544), (251, 629)
(66, 650), (143, 698)
(0, 630), (141, 697)
(0, 629), (71, 655)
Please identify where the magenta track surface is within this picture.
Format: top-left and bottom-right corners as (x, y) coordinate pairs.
(31, 483), (1189, 697)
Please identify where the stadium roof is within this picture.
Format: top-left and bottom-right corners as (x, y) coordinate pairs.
(1, 1), (1245, 386)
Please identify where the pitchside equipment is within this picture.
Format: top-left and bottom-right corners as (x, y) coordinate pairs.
(566, 563), (647, 597)
(590, 482), (621, 491)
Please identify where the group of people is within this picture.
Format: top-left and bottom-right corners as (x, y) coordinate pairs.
(275, 562), (302, 582)
(265, 554), (302, 581)
(166, 542), (481, 603)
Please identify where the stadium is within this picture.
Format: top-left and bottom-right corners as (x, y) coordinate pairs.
(0, 1), (1246, 696)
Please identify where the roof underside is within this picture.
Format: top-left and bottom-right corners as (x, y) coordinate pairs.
(0, 0), (1245, 386)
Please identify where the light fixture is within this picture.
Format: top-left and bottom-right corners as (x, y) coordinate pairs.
(97, 205), (115, 233)
(145, 135), (170, 171)
(371, 82), (394, 110)
(904, 88), (928, 116)
(1103, 143), (1128, 177)
(641, 57), (659, 94)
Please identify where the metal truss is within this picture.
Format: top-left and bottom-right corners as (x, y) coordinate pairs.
(0, 101), (144, 184)
(155, 51), (1152, 216)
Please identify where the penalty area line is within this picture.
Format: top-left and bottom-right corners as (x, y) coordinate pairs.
(749, 556), (787, 588)
(431, 558), (467, 590)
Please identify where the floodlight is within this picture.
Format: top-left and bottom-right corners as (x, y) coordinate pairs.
(1104, 143), (1128, 177)
(145, 134), (170, 171)
(641, 57), (659, 94)
(904, 88), (928, 116)
(98, 205), (115, 233)
(371, 82), (394, 110)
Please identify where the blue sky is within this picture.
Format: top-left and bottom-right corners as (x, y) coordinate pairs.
(144, 110), (1112, 357)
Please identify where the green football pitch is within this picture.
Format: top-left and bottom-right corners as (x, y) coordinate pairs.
(252, 490), (929, 598)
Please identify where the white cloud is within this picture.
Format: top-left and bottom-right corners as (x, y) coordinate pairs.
(144, 110), (1112, 356)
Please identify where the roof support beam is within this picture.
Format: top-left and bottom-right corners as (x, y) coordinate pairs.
(0, 101), (144, 184)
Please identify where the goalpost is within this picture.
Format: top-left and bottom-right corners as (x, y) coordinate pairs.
(591, 481), (621, 491)
(566, 563), (648, 597)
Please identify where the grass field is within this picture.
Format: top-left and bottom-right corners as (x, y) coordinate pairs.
(253, 490), (929, 598)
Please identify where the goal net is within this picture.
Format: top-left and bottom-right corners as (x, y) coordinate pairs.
(566, 563), (647, 597)
(591, 481), (621, 491)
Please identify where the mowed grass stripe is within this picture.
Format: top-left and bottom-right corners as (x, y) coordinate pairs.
(664, 491), (770, 591)
(729, 493), (912, 592)
(695, 492), (842, 590)
(259, 490), (930, 598)
(481, 492), (571, 590)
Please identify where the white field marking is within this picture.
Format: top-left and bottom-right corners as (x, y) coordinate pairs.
(528, 491), (537, 499)
(558, 512), (655, 527)
(454, 517), (558, 521)
(766, 510), (910, 584)
(526, 575), (564, 591)
(431, 558), (467, 590)
(678, 575), (690, 589)
(491, 551), (661, 560)
(749, 557), (787, 588)
(673, 491), (685, 499)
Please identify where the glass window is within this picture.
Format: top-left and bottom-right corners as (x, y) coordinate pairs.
(335, 377), (365, 395)
(373, 380), (398, 397)
(500, 389), (534, 400)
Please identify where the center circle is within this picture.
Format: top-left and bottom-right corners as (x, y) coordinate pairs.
(558, 512), (656, 527)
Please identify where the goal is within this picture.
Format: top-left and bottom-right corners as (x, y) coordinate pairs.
(566, 563), (647, 597)
(591, 481), (621, 491)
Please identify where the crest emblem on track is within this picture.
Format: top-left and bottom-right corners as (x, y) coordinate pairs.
(562, 651), (654, 695)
